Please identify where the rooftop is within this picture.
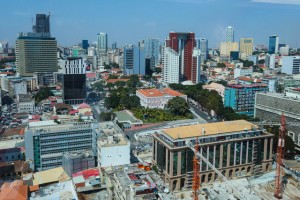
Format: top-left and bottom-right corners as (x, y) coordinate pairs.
(18, 94), (33, 102)
(3, 127), (25, 137)
(115, 110), (143, 124)
(137, 88), (185, 97)
(162, 120), (258, 140)
(32, 166), (70, 186)
(0, 180), (28, 200)
(226, 84), (267, 89)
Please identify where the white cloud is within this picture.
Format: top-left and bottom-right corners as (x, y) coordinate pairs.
(252, 0), (300, 5)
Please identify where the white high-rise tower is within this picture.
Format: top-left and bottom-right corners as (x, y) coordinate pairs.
(225, 26), (234, 42)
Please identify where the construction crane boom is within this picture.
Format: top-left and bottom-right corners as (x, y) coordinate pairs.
(274, 114), (286, 199)
(187, 141), (248, 200)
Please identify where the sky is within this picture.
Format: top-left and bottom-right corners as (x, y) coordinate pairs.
(1, 0), (300, 48)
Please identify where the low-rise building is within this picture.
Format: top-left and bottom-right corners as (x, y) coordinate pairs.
(203, 83), (225, 102)
(224, 84), (268, 116)
(97, 122), (130, 167)
(152, 120), (274, 191)
(114, 110), (143, 130)
(0, 148), (24, 162)
(136, 88), (187, 109)
(17, 94), (35, 113)
(234, 66), (253, 79)
(255, 90), (300, 151)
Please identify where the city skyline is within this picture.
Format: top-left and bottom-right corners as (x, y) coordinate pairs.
(1, 0), (300, 48)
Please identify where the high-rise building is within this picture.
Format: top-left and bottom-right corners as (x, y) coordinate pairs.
(220, 42), (239, 56)
(279, 45), (289, 56)
(265, 54), (276, 69)
(112, 42), (117, 50)
(25, 121), (99, 171)
(268, 35), (279, 54)
(152, 120), (273, 191)
(196, 38), (208, 63)
(16, 32), (58, 77)
(33, 14), (50, 34)
(230, 51), (240, 61)
(224, 84), (268, 116)
(166, 32), (196, 82)
(82, 40), (89, 51)
(192, 48), (201, 83)
(225, 26), (234, 42)
(162, 46), (180, 84)
(123, 45), (145, 75)
(281, 56), (300, 74)
(239, 38), (253, 59)
(144, 38), (160, 69)
(61, 57), (87, 104)
(97, 32), (107, 53)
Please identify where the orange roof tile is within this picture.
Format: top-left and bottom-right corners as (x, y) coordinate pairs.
(0, 181), (28, 200)
(137, 89), (164, 97)
(161, 88), (184, 97)
(29, 185), (39, 192)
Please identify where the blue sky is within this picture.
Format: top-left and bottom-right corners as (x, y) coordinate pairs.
(1, 0), (300, 48)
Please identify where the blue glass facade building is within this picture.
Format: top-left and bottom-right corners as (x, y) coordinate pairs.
(224, 84), (268, 116)
(268, 35), (279, 54)
(123, 45), (145, 75)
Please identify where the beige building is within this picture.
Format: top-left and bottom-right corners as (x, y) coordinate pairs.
(220, 42), (239, 56)
(152, 120), (273, 191)
(203, 82), (225, 102)
(16, 32), (58, 77)
(239, 38), (254, 59)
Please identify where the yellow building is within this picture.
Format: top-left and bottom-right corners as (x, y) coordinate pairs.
(239, 38), (254, 59)
(220, 42), (239, 56)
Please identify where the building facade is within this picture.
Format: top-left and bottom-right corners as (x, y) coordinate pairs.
(162, 46), (180, 84)
(16, 32), (57, 77)
(152, 120), (273, 191)
(33, 14), (50, 34)
(61, 57), (87, 104)
(220, 42), (239, 56)
(255, 91), (300, 151)
(97, 32), (107, 53)
(123, 45), (145, 75)
(224, 84), (268, 116)
(144, 38), (160, 69)
(269, 35), (279, 54)
(265, 54), (276, 69)
(239, 38), (253, 59)
(136, 88), (187, 109)
(281, 56), (300, 75)
(25, 121), (99, 171)
(166, 32), (196, 82)
(196, 38), (208, 63)
(17, 94), (35, 113)
(225, 26), (234, 42)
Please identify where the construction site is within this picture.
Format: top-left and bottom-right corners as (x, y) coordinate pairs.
(150, 115), (300, 200)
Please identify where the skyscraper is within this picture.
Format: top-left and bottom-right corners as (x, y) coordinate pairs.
(162, 46), (180, 84)
(144, 38), (160, 69)
(196, 38), (208, 63)
(225, 26), (234, 42)
(97, 32), (108, 53)
(33, 14), (50, 34)
(123, 45), (145, 75)
(82, 40), (89, 51)
(239, 38), (254, 59)
(166, 32), (196, 82)
(112, 42), (117, 50)
(269, 35), (279, 54)
(16, 32), (57, 77)
(62, 57), (87, 104)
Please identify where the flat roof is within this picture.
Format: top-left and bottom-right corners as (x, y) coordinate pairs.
(162, 120), (257, 140)
(114, 110), (142, 124)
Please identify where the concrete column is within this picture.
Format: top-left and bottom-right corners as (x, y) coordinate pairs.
(165, 148), (169, 175)
(206, 147), (209, 171)
(227, 143), (230, 167)
(177, 151), (182, 176)
(154, 140), (158, 162)
(263, 138), (268, 161)
(169, 151), (173, 177)
(200, 148), (203, 172)
(234, 142), (237, 166)
(240, 141), (243, 165)
(270, 138), (273, 160)
(220, 144), (223, 168)
(213, 145), (216, 167)
(246, 141), (249, 164)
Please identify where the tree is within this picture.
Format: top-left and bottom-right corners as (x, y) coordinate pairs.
(100, 111), (115, 121)
(104, 93), (120, 109)
(1, 95), (13, 106)
(167, 97), (189, 116)
(277, 84), (284, 93)
(127, 75), (140, 88)
(216, 63), (226, 68)
(92, 81), (104, 92)
(153, 67), (162, 73)
(34, 87), (54, 102)
(120, 95), (140, 109)
(108, 74), (118, 79)
(258, 59), (265, 64)
(104, 65), (111, 70)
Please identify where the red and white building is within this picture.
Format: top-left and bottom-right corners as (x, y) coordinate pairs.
(136, 88), (187, 109)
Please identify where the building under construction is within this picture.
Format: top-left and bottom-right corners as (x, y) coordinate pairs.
(152, 120), (274, 191)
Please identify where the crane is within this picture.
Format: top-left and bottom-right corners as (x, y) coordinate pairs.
(274, 113), (287, 199)
(192, 138), (200, 200)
